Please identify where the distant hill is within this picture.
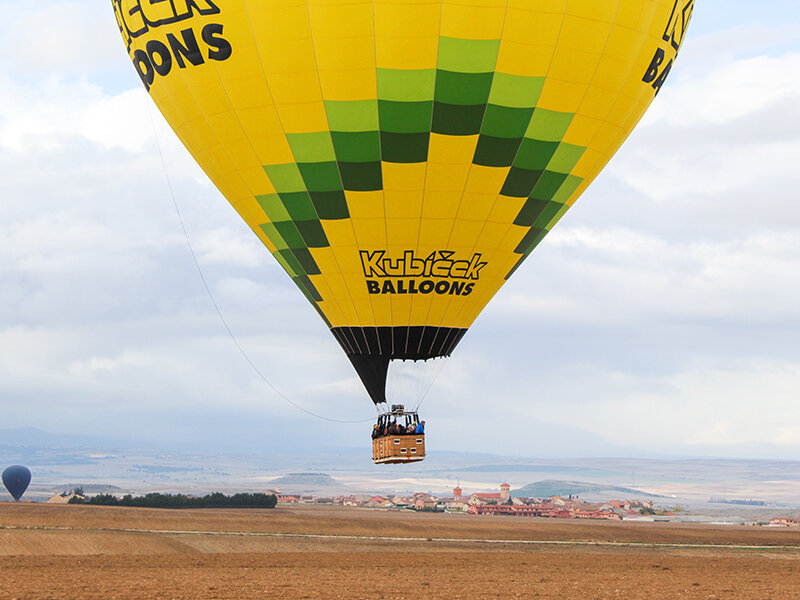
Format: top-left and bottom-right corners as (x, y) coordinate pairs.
(454, 464), (618, 476)
(513, 480), (662, 499)
(52, 484), (125, 494)
(268, 473), (340, 490)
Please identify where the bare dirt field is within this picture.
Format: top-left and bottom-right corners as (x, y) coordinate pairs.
(1, 502), (798, 599)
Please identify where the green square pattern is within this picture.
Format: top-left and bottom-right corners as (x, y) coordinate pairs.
(325, 100), (380, 132)
(257, 36), (594, 299)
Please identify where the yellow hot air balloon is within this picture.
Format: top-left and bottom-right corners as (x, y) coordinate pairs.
(112, 0), (693, 461)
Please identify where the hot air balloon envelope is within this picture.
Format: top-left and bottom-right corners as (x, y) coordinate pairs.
(112, 0), (693, 405)
(2, 465), (31, 501)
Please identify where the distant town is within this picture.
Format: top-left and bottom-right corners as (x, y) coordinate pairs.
(269, 483), (642, 520)
(231, 483), (800, 527)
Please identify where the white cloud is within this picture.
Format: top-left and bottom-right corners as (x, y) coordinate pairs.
(0, 2), (123, 77)
(502, 227), (800, 325)
(0, 79), (180, 154)
(613, 51), (800, 202)
(193, 227), (270, 268)
(68, 351), (156, 376)
(619, 359), (800, 448)
(647, 53), (800, 125)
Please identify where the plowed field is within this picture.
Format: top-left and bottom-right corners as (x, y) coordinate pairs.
(1, 503), (798, 599)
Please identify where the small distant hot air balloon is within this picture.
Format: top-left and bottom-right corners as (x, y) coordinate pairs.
(112, 0), (693, 463)
(2, 465), (31, 501)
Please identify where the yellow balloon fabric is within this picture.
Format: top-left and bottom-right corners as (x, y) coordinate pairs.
(113, 0), (693, 402)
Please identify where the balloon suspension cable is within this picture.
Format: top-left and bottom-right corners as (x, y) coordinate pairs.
(413, 356), (448, 413)
(145, 99), (374, 424)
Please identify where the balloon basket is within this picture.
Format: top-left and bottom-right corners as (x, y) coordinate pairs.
(372, 435), (426, 464)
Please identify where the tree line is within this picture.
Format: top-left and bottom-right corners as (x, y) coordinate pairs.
(68, 491), (277, 509)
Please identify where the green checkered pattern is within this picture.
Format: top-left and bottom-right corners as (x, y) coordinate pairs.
(500, 107), (586, 279)
(256, 36), (587, 299)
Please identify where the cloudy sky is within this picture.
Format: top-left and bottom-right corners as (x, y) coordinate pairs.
(1, 1), (799, 460)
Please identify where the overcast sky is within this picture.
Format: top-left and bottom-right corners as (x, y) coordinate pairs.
(1, 1), (799, 461)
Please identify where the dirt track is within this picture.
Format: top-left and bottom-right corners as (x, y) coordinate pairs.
(1, 503), (798, 599)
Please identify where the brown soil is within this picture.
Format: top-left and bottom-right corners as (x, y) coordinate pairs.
(1, 503), (798, 599)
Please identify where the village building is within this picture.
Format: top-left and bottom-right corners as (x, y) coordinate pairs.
(573, 509), (622, 520)
(538, 508), (572, 518)
(568, 501), (606, 513)
(467, 505), (526, 517)
(500, 483), (511, 502)
(468, 492), (501, 505)
(391, 496), (413, 508)
(468, 504), (572, 518)
(432, 484), (513, 509)
(366, 496), (395, 508)
(414, 498), (438, 511)
(335, 495), (362, 507)
(412, 492), (437, 502)
(770, 516), (800, 527)
(434, 487), (470, 512)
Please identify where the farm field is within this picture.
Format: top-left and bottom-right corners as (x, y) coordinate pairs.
(1, 503), (799, 599)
